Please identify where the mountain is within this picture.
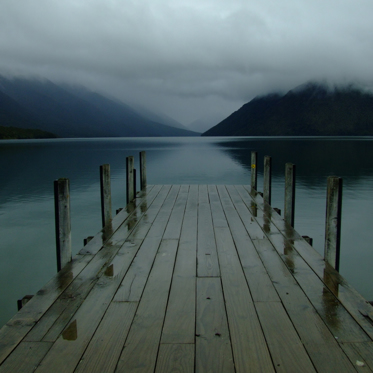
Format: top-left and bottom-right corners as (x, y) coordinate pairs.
(0, 76), (199, 137)
(202, 82), (373, 136)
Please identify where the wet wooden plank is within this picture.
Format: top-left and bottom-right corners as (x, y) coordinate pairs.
(266, 232), (370, 343)
(155, 344), (194, 373)
(0, 254), (90, 362)
(0, 342), (51, 373)
(197, 185), (220, 277)
(255, 301), (316, 373)
(214, 228), (275, 373)
(33, 240), (145, 372)
(196, 278), (235, 373)
(25, 185), (166, 343)
(162, 186), (197, 344)
(218, 185), (279, 302)
(241, 183), (373, 340)
(162, 186), (188, 240)
(341, 342), (373, 372)
(116, 239), (178, 373)
(113, 186), (180, 302)
(74, 302), (137, 373)
(253, 238), (357, 372)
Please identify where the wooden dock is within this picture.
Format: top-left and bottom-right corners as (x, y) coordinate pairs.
(1, 184), (373, 372)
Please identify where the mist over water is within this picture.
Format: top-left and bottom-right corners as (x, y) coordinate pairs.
(1, 136), (373, 327)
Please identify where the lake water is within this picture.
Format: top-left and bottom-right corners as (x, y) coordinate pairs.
(1, 136), (373, 327)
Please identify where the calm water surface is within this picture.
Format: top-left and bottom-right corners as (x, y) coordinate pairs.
(1, 136), (373, 327)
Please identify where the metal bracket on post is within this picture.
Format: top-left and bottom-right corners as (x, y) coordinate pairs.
(251, 151), (258, 191)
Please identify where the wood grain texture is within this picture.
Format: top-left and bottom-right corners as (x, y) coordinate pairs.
(116, 240), (178, 373)
(197, 185), (220, 277)
(156, 344), (194, 373)
(196, 278), (235, 373)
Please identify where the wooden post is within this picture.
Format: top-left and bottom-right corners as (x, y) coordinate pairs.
(54, 178), (72, 272)
(100, 164), (112, 228)
(263, 155), (272, 204)
(140, 151), (147, 190)
(251, 151), (257, 191)
(126, 156), (134, 204)
(324, 176), (343, 271)
(284, 163), (296, 227)
(134, 169), (137, 196)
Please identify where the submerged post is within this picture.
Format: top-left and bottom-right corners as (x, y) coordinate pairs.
(100, 164), (112, 228)
(54, 178), (72, 272)
(324, 176), (343, 271)
(284, 163), (296, 227)
(263, 156), (272, 204)
(126, 156), (134, 204)
(140, 151), (147, 190)
(251, 151), (257, 191)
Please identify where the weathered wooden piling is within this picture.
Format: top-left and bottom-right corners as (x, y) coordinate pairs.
(140, 151), (147, 190)
(54, 178), (72, 272)
(100, 164), (112, 228)
(284, 163), (296, 227)
(263, 155), (272, 204)
(251, 151), (257, 190)
(324, 176), (343, 271)
(126, 156), (135, 204)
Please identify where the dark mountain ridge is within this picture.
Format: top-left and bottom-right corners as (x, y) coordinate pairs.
(202, 82), (373, 136)
(0, 76), (198, 138)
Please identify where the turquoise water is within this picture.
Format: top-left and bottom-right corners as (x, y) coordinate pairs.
(1, 136), (373, 327)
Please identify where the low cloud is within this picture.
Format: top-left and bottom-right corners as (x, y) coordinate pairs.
(1, 0), (373, 123)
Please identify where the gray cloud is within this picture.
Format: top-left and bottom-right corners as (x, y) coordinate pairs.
(1, 0), (373, 124)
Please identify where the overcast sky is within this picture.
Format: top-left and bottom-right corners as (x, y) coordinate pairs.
(1, 0), (373, 125)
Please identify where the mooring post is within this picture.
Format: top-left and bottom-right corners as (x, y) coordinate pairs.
(126, 156), (135, 204)
(140, 151), (147, 190)
(284, 163), (296, 227)
(100, 164), (112, 228)
(263, 155), (272, 204)
(251, 151), (257, 191)
(324, 176), (343, 271)
(54, 178), (72, 272)
(133, 169), (137, 196)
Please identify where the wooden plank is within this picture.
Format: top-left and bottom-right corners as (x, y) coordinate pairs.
(162, 186), (188, 240)
(214, 228), (275, 373)
(24, 185), (169, 343)
(240, 182), (373, 340)
(255, 301), (316, 373)
(78, 184), (157, 256)
(113, 186), (180, 302)
(74, 302), (137, 373)
(218, 185), (279, 302)
(116, 239), (178, 373)
(266, 232), (371, 343)
(341, 342), (373, 372)
(0, 342), (51, 373)
(197, 185), (220, 277)
(33, 238), (149, 372)
(0, 254), (91, 362)
(253, 238), (357, 372)
(155, 344), (194, 373)
(162, 186), (197, 344)
(196, 277), (235, 373)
